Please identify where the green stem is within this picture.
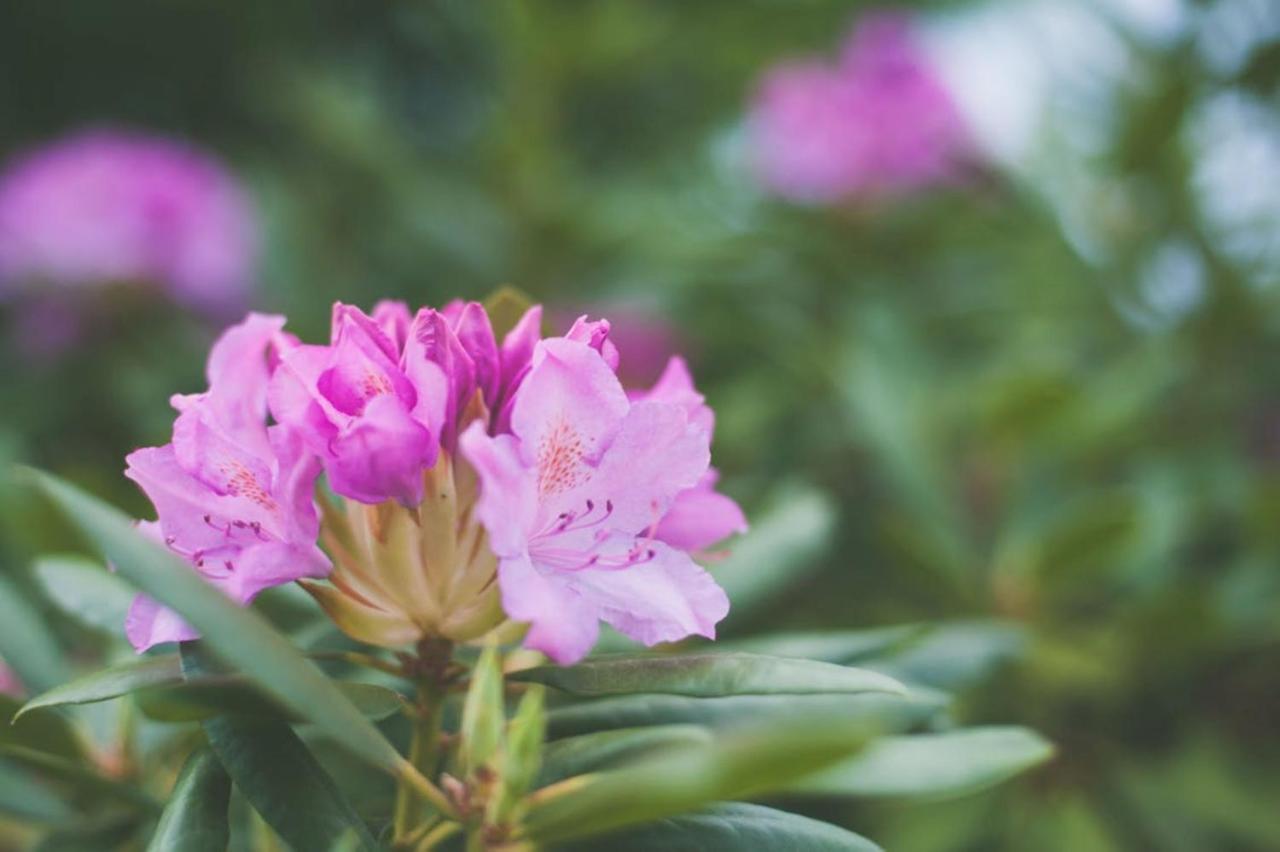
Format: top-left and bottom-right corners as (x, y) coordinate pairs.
(393, 640), (454, 843)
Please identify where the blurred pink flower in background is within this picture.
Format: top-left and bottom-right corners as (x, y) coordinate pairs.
(0, 659), (20, 697)
(746, 10), (970, 203)
(0, 129), (258, 316)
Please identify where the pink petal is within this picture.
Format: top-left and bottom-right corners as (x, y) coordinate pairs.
(568, 540), (729, 648)
(498, 554), (599, 665)
(126, 594), (199, 652)
(372, 300), (412, 352)
(511, 339), (629, 485)
(325, 393), (436, 506)
(450, 301), (500, 406)
(635, 356), (714, 435)
(655, 473), (749, 552)
(459, 422), (538, 557)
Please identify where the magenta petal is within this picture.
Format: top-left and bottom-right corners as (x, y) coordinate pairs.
(451, 301), (501, 407)
(326, 393), (436, 505)
(498, 554), (600, 665)
(565, 315), (620, 371)
(372, 300), (412, 352)
(126, 594), (199, 652)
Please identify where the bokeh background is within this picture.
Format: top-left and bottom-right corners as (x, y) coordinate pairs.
(2, 1), (1279, 849)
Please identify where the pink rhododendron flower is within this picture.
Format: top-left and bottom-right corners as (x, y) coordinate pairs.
(747, 10), (968, 203)
(124, 297), (741, 663)
(461, 338), (731, 664)
(0, 129), (257, 314)
(124, 313), (330, 651)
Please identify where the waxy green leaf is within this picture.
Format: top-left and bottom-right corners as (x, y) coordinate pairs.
(720, 625), (924, 664)
(546, 689), (949, 740)
(0, 573), (70, 694)
(540, 724), (714, 785)
(512, 653), (905, 698)
(712, 486), (835, 626)
(182, 646), (379, 851)
(19, 655), (404, 724)
(525, 713), (875, 844)
(563, 802), (883, 851)
(1, 694), (86, 760)
(146, 748), (230, 852)
(787, 726), (1055, 800)
(33, 554), (135, 636)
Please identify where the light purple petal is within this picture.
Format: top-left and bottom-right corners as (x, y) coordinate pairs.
(498, 554), (600, 665)
(655, 471), (749, 552)
(126, 594), (199, 652)
(459, 422), (538, 557)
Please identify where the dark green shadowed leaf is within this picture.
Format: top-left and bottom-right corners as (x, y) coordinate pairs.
(1, 694), (86, 760)
(0, 573), (71, 694)
(563, 802), (882, 852)
(23, 470), (406, 775)
(546, 689), (949, 739)
(182, 647), (380, 852)
(513, 653), (904, 698)
(786, 727), (1055, 800)
(136, 678), (405, 723)
(0, 760), (74, 823)
(524, 714), (876, 844)
(33, 554), (135, 636)
(146, 748), (230, 852)
(540, 725), (714, 785)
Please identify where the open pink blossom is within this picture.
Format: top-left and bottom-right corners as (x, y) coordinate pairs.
(632, 357), (748, 553)
(124, 313), (330, 651)
(461, 338), (730, 664)
(0, 129), (257, 315)
(747, 10), (968, 203)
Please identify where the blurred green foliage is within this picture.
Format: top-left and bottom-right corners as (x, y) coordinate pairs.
(2, 1), (1278, 849)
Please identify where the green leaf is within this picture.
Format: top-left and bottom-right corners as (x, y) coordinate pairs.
(183, 647), (379, 852)
(712, 486), (835, 627)
(540, 725), (713, 785)
(136, 678), (405, 723)
(23, 470), (407, 776)
(563, 803), (882, 851)
(32, 554), (135, 636)
(0, 759), (73, 823)
(787, 727), (1054, 800)
(459, 645), (503, 775)
(0, 573), (70, 694)
(0, 746), (157, 812)
(525, 713), (875, 844)
(514, 653), (904, 698)
(17, 656), (181, 720)
(546, 689), (948, 740)
(1, 694), (86, 761)
(146, 748), (230, 852)
(19, 655), (404, 724)
(868, 621), (1025, 691)
(719, 625), (924, 664)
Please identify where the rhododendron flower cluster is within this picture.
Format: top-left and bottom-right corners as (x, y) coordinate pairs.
(0, 129), (257, 315)
(125, 298), (744, 663)
(746, 10), (969, 203)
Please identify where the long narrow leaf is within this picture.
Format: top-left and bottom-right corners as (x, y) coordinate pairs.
(513, 653), (904, 698)
(524, 714), (875, 844)
(786, 726), (1055, 800)
(146, 748), (230, 852)
(563, 802), (882, 851)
